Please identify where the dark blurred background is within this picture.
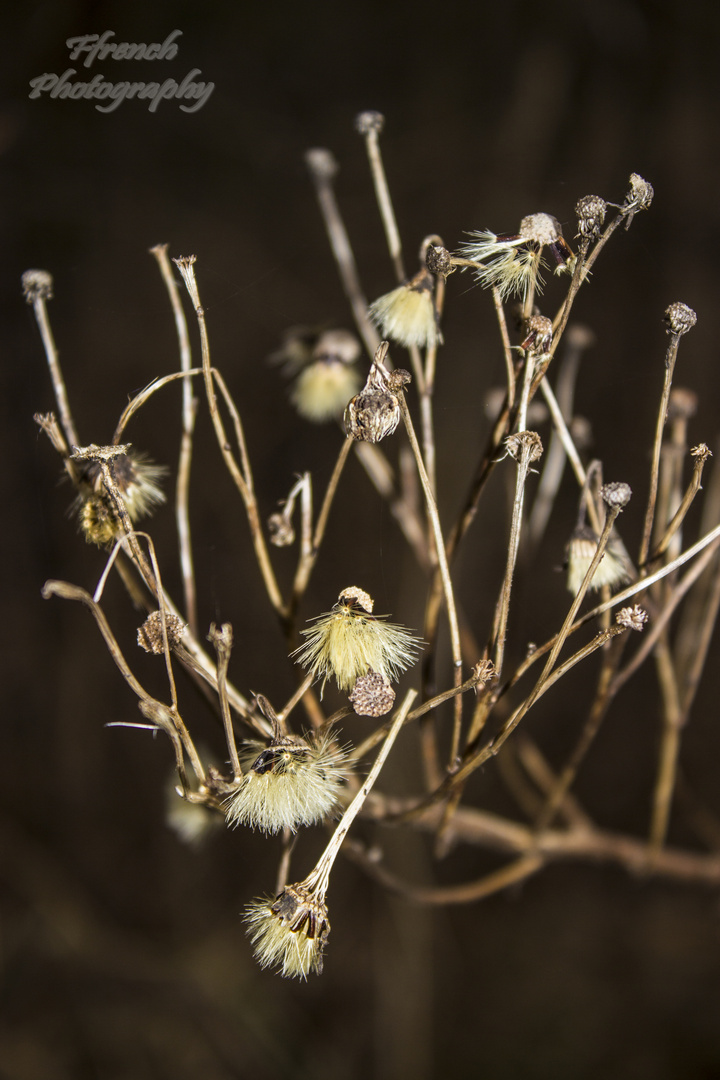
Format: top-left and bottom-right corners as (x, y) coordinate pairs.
(3, 1), (720, 1077)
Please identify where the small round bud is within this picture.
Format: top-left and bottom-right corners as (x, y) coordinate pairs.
(601, 481), (632, 509)
(305, 148), (338, 180)
(350, 670), (396, 717)
(575, 195), (607, 239)
(426, 245), (454, 278)
(138, 610), (186, 653)
(625, 173), (654, 212)
(664, 302), (697, 336)
(616, 605), (648, 632)
(355, 110), (385, 135)
(22, 269), (54, 302)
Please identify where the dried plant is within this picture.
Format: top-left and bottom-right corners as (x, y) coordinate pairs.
(26, 111), (720, 982)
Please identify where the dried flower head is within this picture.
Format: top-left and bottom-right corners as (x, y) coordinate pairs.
(601, 481), (632, 510)
(344, 343), (411, 443)
(272, 328), (362, 422)
(355, 110), (385, 135)
(426, 244), (454, 279)
(245, 883), (330, 979)
(458, 213), (574, 301)
(137, 610), (186, 654)
(520, 315), (553, 355)
(79, 492), (120, 546)
(566, 525), (633, 595)
(349, 669), (396, 717)
(624, 173), (654, 215)
(505, 431), (543, 463)
(76, 450), (166, 544)
(575, 196), (607, 239)
(616, 605), (648, 632)
(225, 729), (348, 833)
(369, 268), (442, 350)
(22, 268), (54, 302)
(664, 303), (697, 337)
(293, 586), (422, 694)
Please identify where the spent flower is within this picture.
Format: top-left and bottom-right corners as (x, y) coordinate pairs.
(458, 212), (575, 301)
(293, 586), (422, 694)
(225, 729), (348, 834)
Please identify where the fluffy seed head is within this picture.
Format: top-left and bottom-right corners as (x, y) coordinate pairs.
(225, 730), (348, 834)
(166, 789), (221, 846)
(566, 525), (633, 595)
(368, 269), (441, 350)
(293, 588), (423, 693)
(244, 885), (330, 979)
(291, 359), (361, 422)
(79, 492), (119, 546)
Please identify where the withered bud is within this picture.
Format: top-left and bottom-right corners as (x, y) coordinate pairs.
(355, 110), (385, 135)
(345, 389), (401, 443)
(471, 659), (497, 692)
(385, 368), (412, 393)
(268, 512), (295, 547)
(690, 443), (712, 463)
(22, 269), (54, 302)
(521, 315), (553, 354)
(350, 670), (396, 717)
(601, 481), (632, 509)
(426, 245), (454, 278)
(138, 610), (186, 654)
(624, 173), (654, 214)
(505, 431), (543, 463)
(664, 302), (697, 336)
(616, 605), (648, 632)
(305, 148), (338, 180)
(575, 195), (607, 239)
